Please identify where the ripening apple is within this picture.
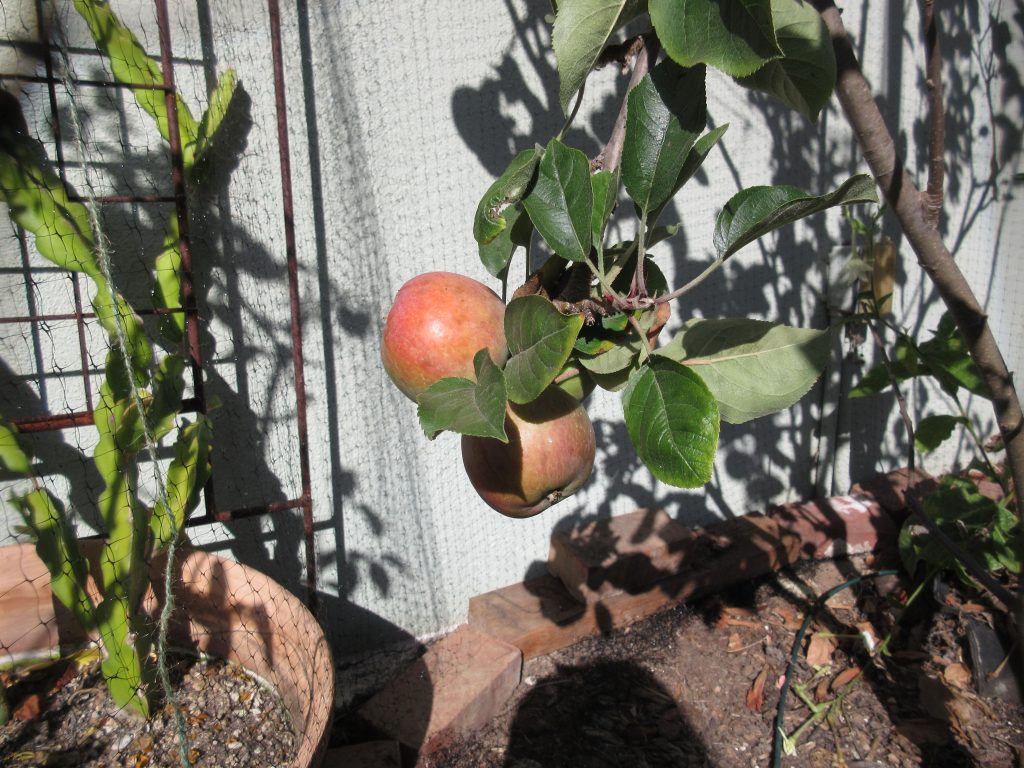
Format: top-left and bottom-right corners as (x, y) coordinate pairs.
(462, 387), (596, 518)
(381, 272), (508, 401)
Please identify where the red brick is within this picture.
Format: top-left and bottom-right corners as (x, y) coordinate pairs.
(548, 508), (693, 603)
(356, 625), (521, 757)
(322, 740), (402, 768)
(470, 514), (799, 659)
(769, 494), (901, 559)
(849, 468), (936, 520)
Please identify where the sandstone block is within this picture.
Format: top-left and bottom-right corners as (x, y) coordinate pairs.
(548, 508), (693, 603)
(356, 625), (521, 757)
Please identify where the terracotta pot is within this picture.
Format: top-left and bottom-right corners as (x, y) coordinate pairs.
(0, 541), (333, 768)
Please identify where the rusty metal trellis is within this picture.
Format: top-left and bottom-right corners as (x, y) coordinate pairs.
(0, 0), (317, 611)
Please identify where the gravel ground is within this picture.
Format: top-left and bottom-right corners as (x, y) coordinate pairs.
(427, 557), (1022, 768)
(1, 652), (296, 767)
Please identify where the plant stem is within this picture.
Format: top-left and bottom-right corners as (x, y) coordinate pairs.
(652, 256), (725, 306)
(868, 315), (1017, 610)
(814, 0), (1024, 520)
(595, 34), (658, 173)
(918, 0), (945, 228)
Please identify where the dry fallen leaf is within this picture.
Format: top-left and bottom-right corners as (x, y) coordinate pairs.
(727, 632), (744, 652)
(815, 676), (831, 703)
(773, 605), (803, 631)
(716, 615), (761, 630)
(806, 632), (836, 667)
(13, 693), (41, 721)
(831, 665), (862, 693)
(943, 662), (972, 689)
(746, 667), (768, 712)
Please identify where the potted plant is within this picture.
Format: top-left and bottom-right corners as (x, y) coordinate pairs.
(0, 2), (332, 765)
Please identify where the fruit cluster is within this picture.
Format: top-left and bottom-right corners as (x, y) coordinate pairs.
(381, 271), (596, 518)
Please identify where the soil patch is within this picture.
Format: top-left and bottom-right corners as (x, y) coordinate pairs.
(0, 652), (296, 767)
(429, 556), (1022, 767)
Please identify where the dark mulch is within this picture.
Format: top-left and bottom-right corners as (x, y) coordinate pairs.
(429, 556), (1022, 768)
(0, 652), (296, 767)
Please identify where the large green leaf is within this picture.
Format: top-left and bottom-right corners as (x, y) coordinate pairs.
(623, 60), (707, 214)
(417, 350), (509, 440)
(735, 0), (836, 121)
(554, 0), (646, 113)
(650, 0), (781, 77)
(714, 174), (877, 259)
(657, 318), (830, 423)
(577, 337), (643, 374)
(523, 139), (594, 262)
(622, 358), (720, 487)
(914, 414), (966, 454)
(474, 148), (541, 245)
(504, 295), (586, 404)
(918, 313), (990, 398)
(647, 124), (729, 224)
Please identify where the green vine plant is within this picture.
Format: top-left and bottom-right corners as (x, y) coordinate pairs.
(841, 209), (1020, 594)
(381, 0), (878, 515)
(0, 0), (235, 719)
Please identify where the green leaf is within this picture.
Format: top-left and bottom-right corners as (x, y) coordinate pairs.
(648, 123), (730, 224)
(735, 0), (836, 121)
(11, 489), (95, 631)
(553, 0), (646, 113)
(504, 296), (586, 403)
(577, 337), (643, 374)
(848, 364), (891, 398)
(474, 148), (542, 244)
(193, 68), (237, 169)
(914, 414), (966, 453)
(623, 60), (708, 213)
(417, 350), (509, 440)
(622, 358), (720, 487)
(152, 216), (184, 343)
(657, 318), (830, 423)
(0, 420), (31, 475)
(591, 168), (619, 247)
(650, 0), (782, 77)
(918, 313), (990, 398)
(714, 174), (878, 259)
(523, 139), (594, 262)
(72, 0), (198, 168)
(151, 416), (213, 548)
(479, 204), (534, 278)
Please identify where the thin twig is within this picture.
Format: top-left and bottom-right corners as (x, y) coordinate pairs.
(813, 0), (1024, 519)
(919, 0), (945, 228)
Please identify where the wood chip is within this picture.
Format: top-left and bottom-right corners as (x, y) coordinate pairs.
(13, 693), (42, 721)
(745, 667), (768, 712)
(727, 632), (744, 652)
(806, 632), (836, 668)
(943, 662), (972, 689)
(831, 665), (862, 693)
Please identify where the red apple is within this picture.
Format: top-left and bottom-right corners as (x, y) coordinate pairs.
(462, 387), (596, 518)
(381, 272), (508, 401)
